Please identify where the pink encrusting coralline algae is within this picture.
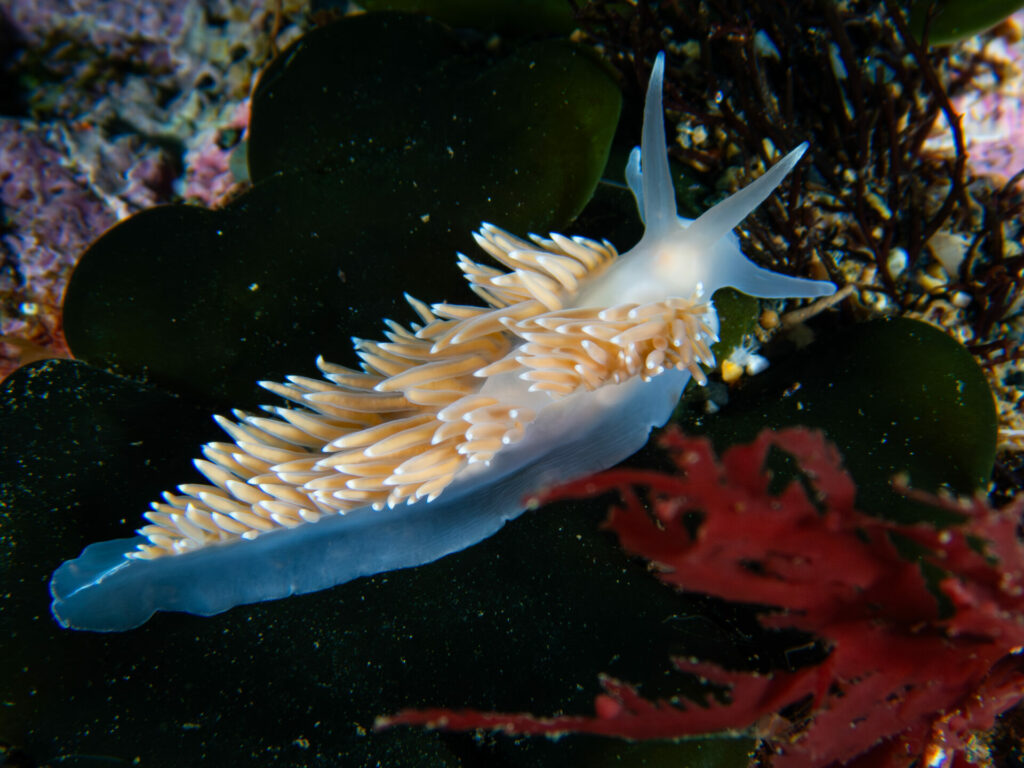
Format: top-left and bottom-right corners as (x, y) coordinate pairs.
(924, 11), (1024, 186)
(0, 0), (295, 379)
(381, 427), (1024, 768)
(182, 100), (251, 207)
(0, 122), (115, 376)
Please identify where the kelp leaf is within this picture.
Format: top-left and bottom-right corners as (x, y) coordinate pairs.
(63, 13), (620, 411)
(908, 0), (1024, 45)
(248, 13), (619, 231)
(680, 317), (997, 522)
(355, 0), (575, 37)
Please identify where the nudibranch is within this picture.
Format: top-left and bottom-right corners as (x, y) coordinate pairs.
(50, 53), (835, 631)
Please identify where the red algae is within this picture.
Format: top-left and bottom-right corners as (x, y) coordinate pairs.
(381, 427), (1024, 767)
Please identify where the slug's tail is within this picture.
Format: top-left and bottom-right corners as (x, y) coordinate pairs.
(49, 369), (691, 632)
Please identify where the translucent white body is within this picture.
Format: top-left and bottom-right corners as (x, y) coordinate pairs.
(49, 52), (835, 631)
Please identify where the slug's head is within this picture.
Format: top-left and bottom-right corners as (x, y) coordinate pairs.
(580, 52), (836, 308)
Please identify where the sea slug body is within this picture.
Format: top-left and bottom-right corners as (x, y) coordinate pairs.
(49, 53), (836, 631)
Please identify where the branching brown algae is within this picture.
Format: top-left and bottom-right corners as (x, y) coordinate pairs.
(574, 0), (1024, 486)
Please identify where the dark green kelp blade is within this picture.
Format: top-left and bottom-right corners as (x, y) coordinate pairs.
(358, 0), (575, 35)
(64, 13), (620, 412)
(908, 0), (1024, 45)
(680, 317), (998, 522)
(248, 14), (617, 224)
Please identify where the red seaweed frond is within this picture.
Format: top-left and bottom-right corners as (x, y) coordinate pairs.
(380, 427), (1024, 768)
